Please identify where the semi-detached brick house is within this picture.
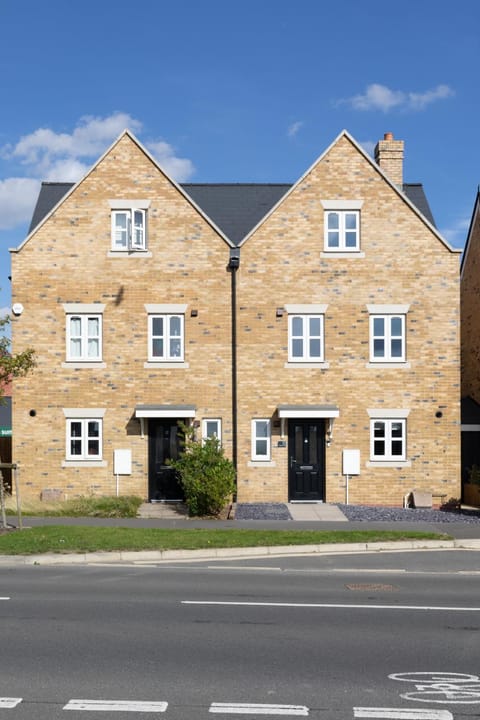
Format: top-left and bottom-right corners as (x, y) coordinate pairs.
(10, 129), (461, 506)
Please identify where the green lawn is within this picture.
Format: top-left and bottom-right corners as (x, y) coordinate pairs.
(0, 526), (452, 555)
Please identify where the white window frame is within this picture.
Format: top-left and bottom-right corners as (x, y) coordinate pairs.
(148, 314), (184, 362)
(66, 314), (102, 362)
(370, 418), (406, 462)
(288, 314), (324, 362)
(111, 208), (147, 251)
(66, 417), (103, 461)
(251, 419), (271, 461)
(202, 418), (222, 444)
(369, 314), (406, 362)
(324, 210), (360, 252)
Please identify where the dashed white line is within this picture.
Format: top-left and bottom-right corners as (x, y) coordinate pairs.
(353, 708), (453, 719)
(209, 703), (309, 715)
(0, 597), (10, 601)
(0, 698), (22, 709)
(63, 699), (168, 712)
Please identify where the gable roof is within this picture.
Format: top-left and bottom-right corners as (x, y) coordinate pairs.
(21, 129), (448, 250)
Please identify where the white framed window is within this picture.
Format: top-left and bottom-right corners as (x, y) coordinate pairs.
(202, 418), (222, 443)
(324, 210), (359, 251)
(66, 418), (102, 460)
(66, 314), (102, 361)
(370, 418), (406, 461)
(148, 314), (184, 361)
(370, 315), (405, 362)
(111, 208), (147, 251)
(288, 314), (324, 362)
(251, 419), (271, 461)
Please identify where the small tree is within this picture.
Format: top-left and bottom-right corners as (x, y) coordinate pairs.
(170, 425), (236, 517)
(0, 313), (36, 389)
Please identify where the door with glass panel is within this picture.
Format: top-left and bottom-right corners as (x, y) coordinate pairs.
(288, 420), (325, 501)
(148, 419), (184, 501)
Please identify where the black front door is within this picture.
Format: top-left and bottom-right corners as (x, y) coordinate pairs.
(288, 420), (325, 501)
(148, 419), (184, 501)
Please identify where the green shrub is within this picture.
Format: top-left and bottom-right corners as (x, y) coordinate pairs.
(170, 427), (236, 516)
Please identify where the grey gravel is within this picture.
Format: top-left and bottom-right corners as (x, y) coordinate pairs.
(337, 504), (480, 524)
(235, 503), (292, 520)
(235, 502), (480, 523)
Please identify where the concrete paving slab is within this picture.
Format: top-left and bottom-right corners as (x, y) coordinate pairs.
(287, 503), (348, 521)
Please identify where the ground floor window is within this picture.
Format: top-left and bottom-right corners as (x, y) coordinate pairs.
(370, 418), (406, 461)
(202, 418), (221, 443)
(251, 419), (271, 461)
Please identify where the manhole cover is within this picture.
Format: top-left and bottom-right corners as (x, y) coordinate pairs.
(345, 583), (398, 592)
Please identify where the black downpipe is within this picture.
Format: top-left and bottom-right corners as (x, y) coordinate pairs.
(228, 252), (240, 488)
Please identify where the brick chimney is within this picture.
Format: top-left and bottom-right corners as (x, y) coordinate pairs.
(374, 132), (404, 187)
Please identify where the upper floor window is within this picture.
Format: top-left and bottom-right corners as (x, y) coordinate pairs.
(370, 315), (405, 362)
(325, 210), (359, 251)
(112, 209), (146, 251)
(63, 304), (105, 364)
(148, 314), (184, 361)
(251, 419), (271, 461)
(288, 314), (324, 362)
(367, 305), (409, 364)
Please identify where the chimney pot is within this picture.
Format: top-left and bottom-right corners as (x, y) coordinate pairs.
(384, 132), (394, 141)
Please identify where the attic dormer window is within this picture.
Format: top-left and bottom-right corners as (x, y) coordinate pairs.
(109, 199), (150, 252)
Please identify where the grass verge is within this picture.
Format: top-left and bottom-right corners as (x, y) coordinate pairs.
(0, 526), (452, 555)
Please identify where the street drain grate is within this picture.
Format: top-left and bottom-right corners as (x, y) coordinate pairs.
(345, 583), (398, 592)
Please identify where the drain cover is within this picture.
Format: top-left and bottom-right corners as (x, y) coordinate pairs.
(345, 583), (398, 592)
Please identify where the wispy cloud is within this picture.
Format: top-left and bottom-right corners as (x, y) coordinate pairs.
(339, 83), (454, 113)
(440, 215), (470, 248)
(287, 121), (304, 138)
(0, 113), (196, 231)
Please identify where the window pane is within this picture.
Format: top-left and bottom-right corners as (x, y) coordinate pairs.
(88, 338), (99, 358)
(391, 339), (402, 357)
(374, 440), (385, 456)
(256, 421), (268, 438)
(88, 317), (99, 337)
(345, 213), (357, 229)
(374, 422), (385, 437)
(70, 421), (82, 438)
(152, 339), (163, 357)
(391, 422), (403, 438)
(70, 317), (81, 336)
(169, 316), (181, 336)
(256, 439), (268, 456)
(328, 213), (339, 229)
(292, 339), (303, 357)
(345, 231), (357, 248)
(70, 439), (82, 455)
(309, 338), (321, 357)
(88, 421), (100, 437)
(291, 316), (303, 335)
(205, 421), (219, 438)
(327, 231), (339, 247)
(114, 213), (128, 247)
(373, 318), (384, 336)
(391, 317), (402, 336)
(373, 339), (385, 357)
(309, 317), (321, 336)
(170, 338), (181, 357)
(152, 317), (163, 336)
(391, 441), (403, 456)
(70, 338), (82, 358)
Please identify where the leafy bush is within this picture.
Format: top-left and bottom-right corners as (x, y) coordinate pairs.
(170, 428), (236, 517)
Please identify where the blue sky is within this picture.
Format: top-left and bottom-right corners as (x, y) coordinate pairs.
(1, 0), (479, 319)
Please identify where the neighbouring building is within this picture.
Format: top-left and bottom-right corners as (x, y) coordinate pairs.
(460, 188), (480, 489)
(10, 130), (462, 506)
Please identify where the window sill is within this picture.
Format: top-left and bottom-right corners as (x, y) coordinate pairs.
(144, 361), (189, 369)
(107, 250), (152, 258)
(248, 460), (276, 467)
(62, 362), (106, 369)
(366, 362), (411, 369)
(366, 460), (411, 468)
(284, 362), (330, 369)
(321, 251), (365, 258)
(62, 460), (107, 468)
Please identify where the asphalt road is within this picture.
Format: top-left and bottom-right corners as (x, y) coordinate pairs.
(1, 550), (479, 719)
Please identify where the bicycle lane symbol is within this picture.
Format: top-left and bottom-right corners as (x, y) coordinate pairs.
(389, 672), (480, 704)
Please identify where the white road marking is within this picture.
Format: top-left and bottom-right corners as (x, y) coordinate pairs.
(0, 698), (22, 709)
(0, 597), (10, 600)
(354, 708), (453, 719)
(63, 699), (168, 712)
(209, 703), (309, 715)
(182, 601), (480, 611)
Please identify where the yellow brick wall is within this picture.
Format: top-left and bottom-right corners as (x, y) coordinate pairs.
(235, 135), (461, 505)
(11, 134), (233, 500)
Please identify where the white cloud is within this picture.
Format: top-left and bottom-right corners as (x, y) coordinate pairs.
(0, 113), (196, 231)
(287, 121), (303, 138)
(146, 140), (195, 183)
(341, 83), (454, 113)
(0, 177), (41, 230)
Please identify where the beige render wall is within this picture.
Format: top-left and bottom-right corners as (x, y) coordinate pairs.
(236, 135), (460, 506)
(11, 134), (232, 500)
(461, 201), (480, 403)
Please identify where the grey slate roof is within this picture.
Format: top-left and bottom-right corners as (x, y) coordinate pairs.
(27, 180), (436, 245)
